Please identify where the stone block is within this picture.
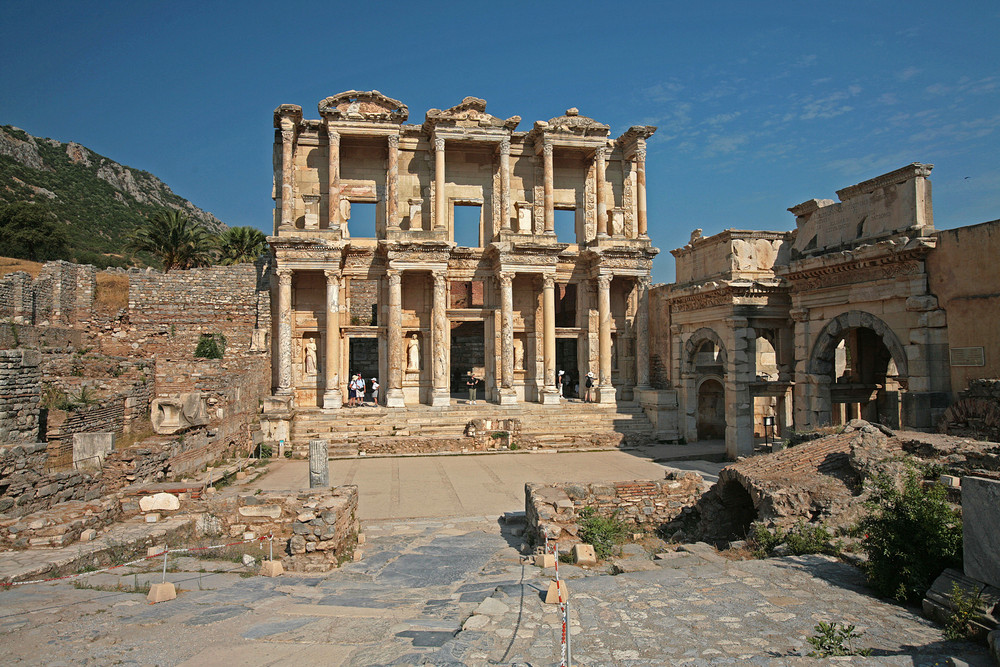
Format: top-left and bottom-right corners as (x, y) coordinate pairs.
(905, 295), (938, 312)
(534, 553), (556, 568)
(72, 432), (115, 472)
(238, 504), (282, 519)
(139, 493), (180, 512)
(79, 528), (96, 541)
(962, 476), (1000, 589)
(259, 560), (284, 577)
(145, 513), (160, 523)
(235, 471), (247, 480)
(544, 579), (569, 604)
(309, 440), (330, 488)
(146, 582), (176, 604)
(573, 543), (597, 566)
(147, 545), (166, 557)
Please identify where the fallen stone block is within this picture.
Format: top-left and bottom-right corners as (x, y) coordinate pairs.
(534, 553), (556, 568)
(139, 493), (180, 513)
(573, 543), (597, 566)
(146, 582), (176, 604)
(145, 513), (160, 523)
(611, 558), (660, 575)
(79, 528), (97, 542)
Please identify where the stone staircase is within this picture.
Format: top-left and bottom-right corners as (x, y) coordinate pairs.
(290, 400), (657, 457)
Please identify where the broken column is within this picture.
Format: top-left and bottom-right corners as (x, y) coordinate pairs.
(309, 439), (329, 488)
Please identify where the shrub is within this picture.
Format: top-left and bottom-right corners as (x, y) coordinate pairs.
(747, 522), (785, 557)
(807, 621), (871, 657)
(859, 470), (962, 603)
(785, 521), (838, 556)
(194, 333), (227, 359)
(577, 506), (629, 561)
(257, 442), (273, 459)
(944, 581), (983, 642)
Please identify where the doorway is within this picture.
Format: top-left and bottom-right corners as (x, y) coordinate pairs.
(556, 338), (578, 398)
(348, 338), (379, 403)
(450, 321), (485, 395)
(697, 378), (726, 440)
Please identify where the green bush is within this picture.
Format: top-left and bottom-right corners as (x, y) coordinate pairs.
(785, 521), (838, 556)
(807, 621), (871, 657)
(944, 581), (983, 641)
(747, 522), (785, 557)
(257, 442), (273, 459)
(577, 506), (629, 561)
(859, 470), (962, 603)
(194, 333), (227, 359)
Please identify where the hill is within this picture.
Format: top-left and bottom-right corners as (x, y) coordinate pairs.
(0, 125), (226, 268)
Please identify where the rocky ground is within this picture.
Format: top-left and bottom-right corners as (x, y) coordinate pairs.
(0, 514), (990, 666)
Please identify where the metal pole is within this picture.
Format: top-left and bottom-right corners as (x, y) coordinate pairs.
(566, 597), (572, 666)
(161, 546), (168, 583)
(269, 534), (273, 562)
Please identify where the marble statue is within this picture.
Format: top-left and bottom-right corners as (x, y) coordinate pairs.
(304, 337), (318, 375)
(407, 332), (420, 370)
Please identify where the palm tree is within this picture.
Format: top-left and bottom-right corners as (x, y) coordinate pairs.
(126, 210), (215, 272)
(215, 226), (268, 265)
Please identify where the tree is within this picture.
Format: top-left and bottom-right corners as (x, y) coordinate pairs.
(126, 209), (214, 272)
(215, 226), (268, 265)
(0, 202), (69, 261)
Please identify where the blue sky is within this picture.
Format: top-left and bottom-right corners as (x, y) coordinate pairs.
(2, 0), (997, 284)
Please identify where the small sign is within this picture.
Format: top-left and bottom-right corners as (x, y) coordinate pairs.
(950, 347), (985, 367)
(763, 416), (775, 426)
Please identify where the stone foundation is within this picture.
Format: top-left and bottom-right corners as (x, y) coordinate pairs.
(525, 469), (708, 549)
(0, 497), (120, 549)
(0, 442), (105, 518)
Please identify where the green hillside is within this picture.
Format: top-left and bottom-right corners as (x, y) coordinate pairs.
(0, 125), (226, 268)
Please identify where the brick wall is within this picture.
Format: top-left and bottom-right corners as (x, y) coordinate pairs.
(0, 349), (41, 442)
(127, 258), (271, 357)
(525, 470), (707, 548)
(348, 279), (378, 324)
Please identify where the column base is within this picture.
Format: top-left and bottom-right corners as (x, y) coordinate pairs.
(498, 388), (518, 406)
(322, 389), (343, 410)
(385, 389), (406, 408)
(430, 389), (451, 407)
(538, 389), (561, 405)
(597, 385), (617, 404)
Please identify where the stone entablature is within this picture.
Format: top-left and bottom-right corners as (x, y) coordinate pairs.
(264, 92), (661, 427)
(671, 229), (791, 287)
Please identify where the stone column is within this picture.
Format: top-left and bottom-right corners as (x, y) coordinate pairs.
(595, 147), (609, 237)
(542, 142), (554, 234)
(280, 129), (295, 230)
(635, 276), (650, 388)
(277, 268), (293, 395)
(498, 271), (517, 405)
(308, 440), (329, 488)
(725, 316), (754, 459)
(434, 136), (447, 231)
(597, 274), (616, 404)
(385, 270), (405, 407)
(387, 134), (399, 230)
(539, 274), (559, 404)
(635, 147), (648, 238)
(499, 139), (512, 231)
(327, 125), (341, 232)
(323, 271), (342, 409)
(430, 270), (450, 407)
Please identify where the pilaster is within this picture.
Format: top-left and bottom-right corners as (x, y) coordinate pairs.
(326, 125), (341, 232)
(387, 134), (399, 230)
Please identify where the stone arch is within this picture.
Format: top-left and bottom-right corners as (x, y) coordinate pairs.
(683, 327), (728, 374)
(807, 310), (908, 379)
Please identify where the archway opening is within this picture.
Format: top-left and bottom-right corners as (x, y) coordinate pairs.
(828, 327), (902, 428)
(450, 321), (485, 396)
(697, 378), (726, 440)
(719, 480), (757, 539)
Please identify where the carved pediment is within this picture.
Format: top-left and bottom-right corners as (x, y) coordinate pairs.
(423, 96), (520, 133)
(536, 108), (610, 137)
(318, 90), (408, 123)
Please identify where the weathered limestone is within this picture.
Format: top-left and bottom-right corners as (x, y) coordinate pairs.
(309, 439), (329, 488)
(323, 271), (342, 408)
(430, 271), (449, 406)
(150, 393), (209, 435)
(385, 270), (405, 408)
(276, 268), (293, 395)
(498, 272), (516, 405)
(963, 476), (1000, 589)
(597, 275), (615, 404)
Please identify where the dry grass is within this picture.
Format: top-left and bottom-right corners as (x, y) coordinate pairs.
(95, 272), (129, 313)
(117, 419), (155, 449)
(0, 256), (43, 278)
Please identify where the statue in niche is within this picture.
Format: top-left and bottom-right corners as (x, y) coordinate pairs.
(513, 338), (524, 370)
(407, 333), (420, 371)
(304, 337), (318, 375)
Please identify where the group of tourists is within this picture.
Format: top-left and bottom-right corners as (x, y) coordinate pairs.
(554, 369), (597, 402)
(347, 373), (379, 407)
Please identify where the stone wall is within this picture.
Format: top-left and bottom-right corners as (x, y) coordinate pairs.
(0, 261), (96, 326)
(0, 323), (83, 350)
(0, 442), (106, 519)
(0, 349), (41, 443)
(525, 469), (707, 549)
(203, 487), (359, 572)
(127, 259), (271, 358)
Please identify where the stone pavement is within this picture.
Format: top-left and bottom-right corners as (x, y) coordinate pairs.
(251, 444), (726, 521)
(0, 515), (989, 666)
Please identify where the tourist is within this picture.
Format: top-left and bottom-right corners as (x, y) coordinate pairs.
(357, 375), (367, 405)
(370, 377), (379, 406)
(585, 371), (594, 402)
(466, 371), (478, 405)
(557, 370), (564, 397)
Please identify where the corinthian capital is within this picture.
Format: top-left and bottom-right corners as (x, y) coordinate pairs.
(542, 274), (555, 290)
(387, 269), (401, 287)
(277, 268), (293, 285)
(498, 271), (514, 287)
(597, 274), (612, 291)
(499, 138), (511, 156)
(324, 269), (340, 286)
(434, 136), (445, 152)
(387, 134), (399, 149)
(542, 142), (553, 158)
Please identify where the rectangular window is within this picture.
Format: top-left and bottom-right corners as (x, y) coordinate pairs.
(349, 202), (376, 239)
(554, 208), (576, 244)
(453, 204), (482, 248)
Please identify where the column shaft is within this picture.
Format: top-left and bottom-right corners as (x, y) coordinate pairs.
(277, 269), (293, 393)
(386, 270), (405, 407)
(323, 272), (341, 408)
(543, 276), (556, 386)
(387, 134), (399, 230)
(635, 277), (650, 387)
(500, 272), (514, 389)
(542, 143), (554, 234)
(499, 139), (511, 230)
(596, 147), (608, 237)
(430, 271), (449, 406)
(280, 130), (295, 228)
(598, 275), (612, 385)
(327, 127), (340, 232)
(434, 137), (447, 230)
(635, 148), (648, 237)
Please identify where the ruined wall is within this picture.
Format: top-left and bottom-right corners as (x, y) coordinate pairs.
(0, 349), (41, 443)
(0, 442), (106, 520)
(525, 470), (707, 548)
(927, 220), (1000, 397)
(0, 323), (83, 350)
(0, 261), (96, 325)
(127, 259), (271, 358)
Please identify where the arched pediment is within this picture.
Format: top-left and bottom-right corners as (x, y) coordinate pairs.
(318, 90), (408, 123)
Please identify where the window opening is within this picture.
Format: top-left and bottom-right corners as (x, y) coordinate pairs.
(554, 208), (576, 244)
(348, 202), (376, 239)
(453, 204), (482, 248)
